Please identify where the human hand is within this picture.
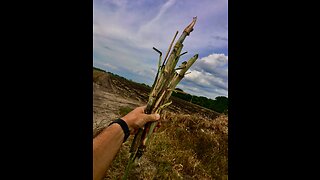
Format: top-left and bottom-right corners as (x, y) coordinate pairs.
(121, 105), (160, 134)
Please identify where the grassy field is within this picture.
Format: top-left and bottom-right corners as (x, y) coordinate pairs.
(105, 110), (228, 180)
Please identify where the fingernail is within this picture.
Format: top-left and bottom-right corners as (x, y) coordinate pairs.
(155, 114), (160, 120)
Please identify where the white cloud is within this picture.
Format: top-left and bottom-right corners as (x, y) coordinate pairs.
(200, 53), (228, 68)
(93, 0), (228, 99)
(105, 0), (128, 7)
(184, 69), (227, 91)
(176, 53), (228, 99)
(193, 53), (228, 80)
(185, 70), (212, 87)
(103, 63), (119, 70)
(140, 0), (176, 29)
(94, 0), (227, 51)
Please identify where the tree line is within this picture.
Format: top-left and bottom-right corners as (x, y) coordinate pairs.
(172, 88), (228, 114)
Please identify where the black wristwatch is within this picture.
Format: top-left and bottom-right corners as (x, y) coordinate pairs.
(108, 118), (130, 143)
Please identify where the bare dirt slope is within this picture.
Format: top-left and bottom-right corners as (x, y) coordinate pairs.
(93, 71), (148, 136)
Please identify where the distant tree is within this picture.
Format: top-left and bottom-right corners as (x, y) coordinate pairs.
(172, 88), (192, 101)
(212, 96), (228, 114)
(172, 89), (228, 114)
(93, 66), (106, 72)
(175, 88), (184, 92)
(141, 83), (151, 89)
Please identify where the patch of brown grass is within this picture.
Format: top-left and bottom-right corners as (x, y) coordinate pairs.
(104, 111), (228, 179)
(93, 69), (104, 82)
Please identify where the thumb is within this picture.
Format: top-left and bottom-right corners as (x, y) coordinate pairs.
(143, 113), (160, 122)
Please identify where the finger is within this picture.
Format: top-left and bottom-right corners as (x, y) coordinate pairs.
(143, 113), (160, 123)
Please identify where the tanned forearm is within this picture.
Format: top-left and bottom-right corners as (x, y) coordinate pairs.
(93, 106), (160, 180)
(93, 124), (124, 180)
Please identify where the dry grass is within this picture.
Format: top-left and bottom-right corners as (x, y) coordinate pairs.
(93, 69), (104, 82)
(105, 111), (228, 180)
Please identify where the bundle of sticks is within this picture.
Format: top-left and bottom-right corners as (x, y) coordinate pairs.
(123, 17), (199, 179)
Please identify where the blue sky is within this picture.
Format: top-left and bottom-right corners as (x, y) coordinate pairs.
(93, 0), (228, 99)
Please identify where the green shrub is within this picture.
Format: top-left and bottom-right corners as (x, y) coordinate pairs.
(119, 107), (133, 117)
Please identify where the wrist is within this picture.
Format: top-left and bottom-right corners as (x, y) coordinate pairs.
(108, 118), (130, 142)
(121, 117), (135, 133)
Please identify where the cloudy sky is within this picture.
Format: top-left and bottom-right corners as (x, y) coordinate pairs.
(93, 0), (228, 99)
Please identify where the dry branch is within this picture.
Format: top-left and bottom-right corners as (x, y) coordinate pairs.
(123, 17), (198, 179)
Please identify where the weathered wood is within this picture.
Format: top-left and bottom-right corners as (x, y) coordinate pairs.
(163, 31), (179, 66)
(123, 17), (198, 179)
